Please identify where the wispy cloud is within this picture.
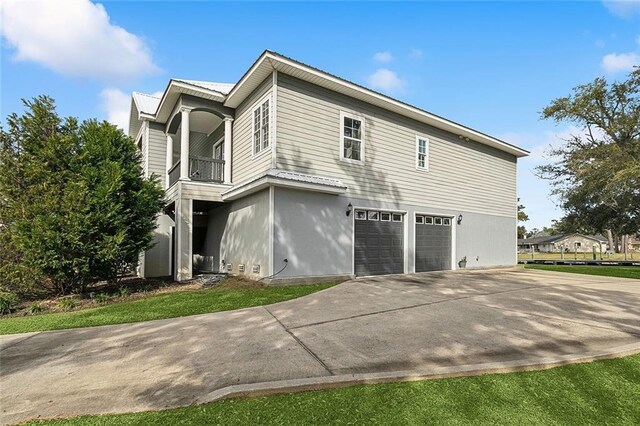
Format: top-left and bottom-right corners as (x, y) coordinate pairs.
(409, 48), (423, 59)
(602, 0), (640, 18)
(100, 88), (131, 131)
(601, 52), (639, 73)
(367, 68), (405, 93)
(373, 51), (393, 63)
(1, 0), (159, 81)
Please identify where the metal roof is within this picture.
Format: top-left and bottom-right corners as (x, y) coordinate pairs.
(173, 80), (235, 95)
(132, 92), (161, 115)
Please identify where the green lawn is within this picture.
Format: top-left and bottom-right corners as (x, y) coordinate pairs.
(525, 264), (640, 280)
(0, 283), (336, 335)
(28, 353), (640, 425)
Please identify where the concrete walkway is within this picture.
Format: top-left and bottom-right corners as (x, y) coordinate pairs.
(2, 268), (640, 424)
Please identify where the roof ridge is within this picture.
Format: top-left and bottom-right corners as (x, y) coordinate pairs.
(133, 91), (161, 99)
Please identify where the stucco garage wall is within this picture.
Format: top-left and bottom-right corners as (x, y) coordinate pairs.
(142, 214), (173, 278)
(204, 189), (270, 277)
(273, 187), (516, 279)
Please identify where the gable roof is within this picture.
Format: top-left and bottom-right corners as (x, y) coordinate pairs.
(131, 50), (529, 158)
(173, 79), (235, 94)
(224, 50), (529, 158)
(518, 233), (608, 245)
(132, 92), (161, 115)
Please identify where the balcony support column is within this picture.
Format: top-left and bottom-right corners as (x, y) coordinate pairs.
(165, 134), (173, 189)
(223, 117), (233, 184)
(180, 108), (190, 180)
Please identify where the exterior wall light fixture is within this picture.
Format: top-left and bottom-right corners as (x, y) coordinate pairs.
(457, 214), (463, 225)
(346, 203), (353, 216)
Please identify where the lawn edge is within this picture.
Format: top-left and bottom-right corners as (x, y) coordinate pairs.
(0, 281), (344, 337)
(29, 342), (640, 424)
(198, 341), (640, 404)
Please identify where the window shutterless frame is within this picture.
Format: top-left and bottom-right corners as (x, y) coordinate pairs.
(415, 136), (429, 171)
(340, 111), (365, 164)
(252, 92), (272, 157)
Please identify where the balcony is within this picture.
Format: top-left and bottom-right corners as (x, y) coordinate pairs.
(168, 157), (225, 187)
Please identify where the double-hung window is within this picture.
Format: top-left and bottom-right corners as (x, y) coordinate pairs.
(340, 112), (364, 163)
(253, 95), (270, 155)
(416, 136), (429, 170)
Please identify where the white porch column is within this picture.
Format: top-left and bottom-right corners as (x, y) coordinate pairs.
(174, 197), (193, 281)
(165, 134), (173, 189)
(223, 117), (233, 184)
(180, 108), (190, 180)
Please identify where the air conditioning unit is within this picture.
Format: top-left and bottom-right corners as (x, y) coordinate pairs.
(252, 265), (260, 274)
(226, 263), (232, 272)
(238, 264), (245, 273)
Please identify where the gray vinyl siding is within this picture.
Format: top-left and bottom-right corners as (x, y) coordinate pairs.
(232, 76), (273, 184)
(148, 123), (168, 182)
(276, 74), (517, 218)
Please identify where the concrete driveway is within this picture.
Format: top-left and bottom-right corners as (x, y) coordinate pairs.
(2, 268), (640, 424)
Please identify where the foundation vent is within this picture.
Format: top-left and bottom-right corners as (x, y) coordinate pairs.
(252, 265), (260, 274)
(226, 263), (233, 272)
(238, 264), (245, 273)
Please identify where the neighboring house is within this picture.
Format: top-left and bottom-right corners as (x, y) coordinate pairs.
(129, 50), (529, 283)
(517, 233), (608, 253)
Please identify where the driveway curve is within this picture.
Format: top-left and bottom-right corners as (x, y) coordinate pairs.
(2, 268), (640, 424)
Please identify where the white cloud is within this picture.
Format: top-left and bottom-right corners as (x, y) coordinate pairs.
(595, 39), (606, 48)
(602, 0), (640, 18)
(100, 88), (131, 131)
(601, 52), (640, 73)
(373, 51), (393, 63)
(367, 68), (405, 93)
(1, 0), (159, 80)
(409, 48), (423, 59)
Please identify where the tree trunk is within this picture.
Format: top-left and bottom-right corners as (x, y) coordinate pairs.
(623, 234), (629, 259)
(607, 229), (614, 253)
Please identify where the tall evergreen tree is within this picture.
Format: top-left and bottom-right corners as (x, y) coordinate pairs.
(0, 96), (164, 295)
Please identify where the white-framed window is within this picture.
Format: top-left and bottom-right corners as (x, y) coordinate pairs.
(340, 111), (364, 164)
(355, 210), (367, 220)
(367, 211), (379, 221)
(252, 94), (271, 155)
(392, 213), (403, 222)
(380, 212), (391, 221)
(434, 217), (443, 225)
(424, 216), (433, 224)
(416, 215), (424, 224)
(443, 217), (451, 226)
(416, 136), (429, 170)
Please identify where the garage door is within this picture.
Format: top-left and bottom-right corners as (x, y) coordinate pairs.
(415, 215), (452, 272)
(354, 210), (404, 276)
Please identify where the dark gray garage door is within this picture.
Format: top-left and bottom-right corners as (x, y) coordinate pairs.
(354, 210), (404, 276)
(415, 215), (452, 272)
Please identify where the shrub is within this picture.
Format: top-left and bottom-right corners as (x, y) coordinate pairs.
(118, 286), (131, 298)
(57, 297), (77, 311)
(27, 303), (44, 315)
(94, 293), (111, 304)
(0, 292), (19, 315)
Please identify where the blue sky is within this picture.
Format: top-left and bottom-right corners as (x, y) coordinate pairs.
(2, 0), (639, 229)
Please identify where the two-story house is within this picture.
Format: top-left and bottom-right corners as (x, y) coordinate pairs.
(129, 50), (529, 283)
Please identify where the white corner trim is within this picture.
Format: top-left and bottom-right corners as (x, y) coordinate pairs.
(271, 70), (278, 169)
(269, 186), (275, 277)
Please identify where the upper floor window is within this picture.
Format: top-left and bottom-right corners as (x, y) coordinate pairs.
(253, 95), (270, 155)
(340, 112), (364, 163)
(416, 136), (429, 170)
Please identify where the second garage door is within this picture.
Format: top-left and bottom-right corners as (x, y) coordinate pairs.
(415, 215), (452, 272)
(354, 210), (404, 276)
